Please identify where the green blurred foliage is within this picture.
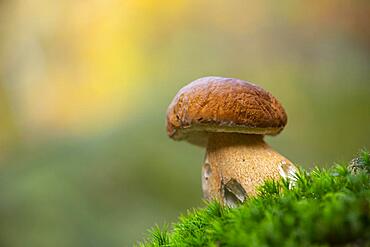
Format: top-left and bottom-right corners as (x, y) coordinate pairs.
(0, 0), (369, 246)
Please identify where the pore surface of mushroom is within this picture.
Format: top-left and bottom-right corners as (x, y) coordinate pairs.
(166, 76), (296, 206)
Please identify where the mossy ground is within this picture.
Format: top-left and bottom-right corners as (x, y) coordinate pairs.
(140, 150), (370, 246)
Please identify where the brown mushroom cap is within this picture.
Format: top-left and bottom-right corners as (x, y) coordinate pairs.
(166, 76), (287, 146)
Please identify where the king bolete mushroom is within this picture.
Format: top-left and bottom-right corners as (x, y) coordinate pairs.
(166, 76), (296, 207)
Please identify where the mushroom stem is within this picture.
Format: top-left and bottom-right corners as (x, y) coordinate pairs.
(202, 132), (295, 207)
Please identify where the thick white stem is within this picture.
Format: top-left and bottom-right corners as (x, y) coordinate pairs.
(201, 133), (295, 207)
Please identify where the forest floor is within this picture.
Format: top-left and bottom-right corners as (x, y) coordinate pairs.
(140, 150), (370, 247)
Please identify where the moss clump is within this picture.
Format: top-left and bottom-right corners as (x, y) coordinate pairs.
(140, 150), (370, 246)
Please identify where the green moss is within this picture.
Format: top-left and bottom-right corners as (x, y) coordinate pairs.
(139, 150), (370, 246)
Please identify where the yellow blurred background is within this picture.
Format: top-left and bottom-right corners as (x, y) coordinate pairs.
(0, 0), (369, 246)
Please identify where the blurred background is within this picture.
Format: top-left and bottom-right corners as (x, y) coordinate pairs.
(0, 0), (369, 246)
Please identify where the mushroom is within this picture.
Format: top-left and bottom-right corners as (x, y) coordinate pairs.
(166, 77), (296, 207)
